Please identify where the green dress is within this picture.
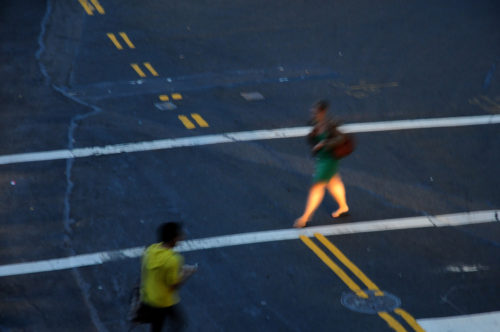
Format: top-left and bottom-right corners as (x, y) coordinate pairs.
(312, 132), (339, 183)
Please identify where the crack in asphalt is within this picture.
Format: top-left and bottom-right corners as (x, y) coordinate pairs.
(37, 1), (107, 331)
(440, 285), (466, 315)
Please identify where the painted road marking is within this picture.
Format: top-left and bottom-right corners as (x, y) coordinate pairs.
(178, 115), (196, 129)
(241, 91), (264, 101)
(0, 114), (498, 166)
(178, 114), (209, 129)
(130, 63), (158, 78)
(378, 312), (407, 332)
(191, 113), (209, 127)
(68, 66), (339, 100)
(315, 233), (383, 296)
(143, 62), (159, 76)
(90, 0), (105, 14)
(445, 264), (489, 273)
(130, 63), (146, 78)
(158, 93), (182, 102)
(469, 95), (500, 113)
(155, 101), (177, 111)
(78, 0), (105, 15)
(0, 210), (497, 277)
(78, 0), (94, 15)
(417, 310), (500, 332)
(302, 234), (423, 331)
(300, 235), (369, 298)
(394, 309), (426, 332)
(107, 33), (135, 50)
(118, 32), (135, 49)
(332, 80), (399, 99)
(106, 33), (123, 50)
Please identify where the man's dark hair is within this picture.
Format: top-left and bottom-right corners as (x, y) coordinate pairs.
(157, 222), (182, 243)
(314, 99), (330, 111)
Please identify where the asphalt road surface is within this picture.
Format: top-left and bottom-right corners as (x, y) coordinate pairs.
(1, 1), (499, 331)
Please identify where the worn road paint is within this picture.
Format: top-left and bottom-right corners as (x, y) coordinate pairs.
(444, 264), (490, 273)
(90, 0), (105, 14)
(78, 0), (94, 15)
(469, 95), (500, 113)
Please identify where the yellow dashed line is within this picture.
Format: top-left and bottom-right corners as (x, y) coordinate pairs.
(119, 32), (135, 49)
(78, 0), (94, 15)
(378, 312), (408, 332)
(143, 62), (159, 76)
(90, 0), (105, 14)
(191, 114), (209, 127)
(130, 63), (146, 78)
(171, 93), (183, 100)
(178, 115), (195, 129)
(469, 95), (500, 113)
(106, 33), (123, 50)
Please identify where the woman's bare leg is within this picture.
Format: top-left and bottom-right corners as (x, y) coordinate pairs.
(294, 183), (326, 227)
(327, 174), (349, 218)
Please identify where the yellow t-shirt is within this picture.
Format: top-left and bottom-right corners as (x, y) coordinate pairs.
(140, 243), (184, 307)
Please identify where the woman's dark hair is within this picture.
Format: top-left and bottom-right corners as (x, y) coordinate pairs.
(157, 222), (182, 243)
(314, 100), (329, 111)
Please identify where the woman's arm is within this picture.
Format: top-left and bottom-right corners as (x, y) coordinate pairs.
(322, 122), (345, 150)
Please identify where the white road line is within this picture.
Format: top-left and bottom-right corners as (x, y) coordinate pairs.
(0, 114), (499, 166)
(417, 311), (500, 332)
(0, 210), (497, 277)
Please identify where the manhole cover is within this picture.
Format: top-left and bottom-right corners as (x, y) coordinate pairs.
(341, 290), (401, 314)
(240, 91), (264, 101)
(154, 102), (177, 111)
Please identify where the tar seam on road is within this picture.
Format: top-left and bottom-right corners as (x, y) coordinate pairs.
(483, 60), (497, 91)
(37, 2), (107, 330)
(0, 210), (497, 278)
(0, 114), (499, 166)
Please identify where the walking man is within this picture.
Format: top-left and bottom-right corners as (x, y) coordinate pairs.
(139, 222), (197, 331)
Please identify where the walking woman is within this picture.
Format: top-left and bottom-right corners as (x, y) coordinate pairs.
(294, 100), (349, 228)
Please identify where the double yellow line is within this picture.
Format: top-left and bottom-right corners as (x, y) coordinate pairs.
(178, 114), (209, 129)
(300, 234), (424, 332)
(130, 62), (159, 77)
(107, 32), (135, 50)
(78, 0), (105, 15)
